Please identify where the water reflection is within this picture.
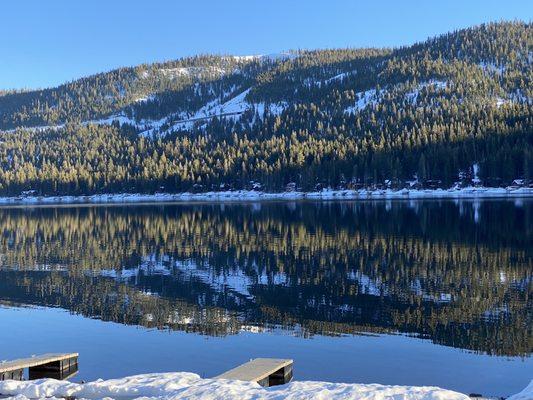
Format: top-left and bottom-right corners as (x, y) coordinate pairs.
(0, 200), (531, 357)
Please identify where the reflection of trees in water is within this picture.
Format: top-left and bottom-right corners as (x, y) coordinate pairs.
(0, 271), (242, 337)
(0, 201), (530, 356)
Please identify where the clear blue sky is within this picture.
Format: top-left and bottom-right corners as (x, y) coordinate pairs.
(0, 0), (531, 90)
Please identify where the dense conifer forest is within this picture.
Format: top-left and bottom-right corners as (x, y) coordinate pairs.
(0, 22), (531, 195)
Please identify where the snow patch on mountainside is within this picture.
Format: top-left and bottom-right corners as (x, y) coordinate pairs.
(232, 55), (260, 62)
(149, 89), (288, 136)
(135, 94), (156, 103)
(157, 66), (228, 79)
(1, 114), (149, 134)
(325, 71), (355, 84)
(478, 61), (506, 75)
(254, 101), (288, 118)
(231, 53), (298, 63)
(205, 89), (251, 115)
(345, 89), (378, 113)
(495, 97), (508, 108)
(344, 80), (449, 113)
(158, 88), (252, 133)
(81, 88), (255, 136)
(405, 80), (448, 104)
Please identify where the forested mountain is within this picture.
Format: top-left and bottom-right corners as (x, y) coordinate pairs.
(0, 21), (531, 195)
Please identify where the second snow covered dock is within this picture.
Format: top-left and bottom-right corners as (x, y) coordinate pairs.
(215, 358), (293, 387)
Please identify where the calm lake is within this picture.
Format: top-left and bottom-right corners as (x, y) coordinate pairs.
(0, 199), (531, 397)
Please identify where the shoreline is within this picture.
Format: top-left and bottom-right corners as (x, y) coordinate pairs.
(1, 186), (532, 205)
(0, 372), (531, 400)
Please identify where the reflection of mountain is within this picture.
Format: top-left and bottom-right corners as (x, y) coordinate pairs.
(0, 270), (241, 337)
(0, 201), (530, 356)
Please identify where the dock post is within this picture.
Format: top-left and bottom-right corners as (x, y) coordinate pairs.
(0, 369), (23, 381)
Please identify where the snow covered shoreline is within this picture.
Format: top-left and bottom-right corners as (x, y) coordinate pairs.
(0, 373), (530, 400)
(1, 372), (531, 400)
(1, 186), (533, 206)
(0, 187), (533, 205)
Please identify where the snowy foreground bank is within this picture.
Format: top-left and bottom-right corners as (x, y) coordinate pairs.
(1, 186), (533, 205)
(1, 373), (532, 400)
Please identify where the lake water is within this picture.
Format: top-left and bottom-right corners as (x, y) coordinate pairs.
(0, 199), (531, 397)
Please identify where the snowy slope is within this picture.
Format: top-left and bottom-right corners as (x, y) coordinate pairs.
(137, 88), (288, 136)
(345, 89), (378, 113)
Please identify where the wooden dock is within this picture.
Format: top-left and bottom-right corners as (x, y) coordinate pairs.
(0, 353), (78, 381)
(215, 358), (293, 387)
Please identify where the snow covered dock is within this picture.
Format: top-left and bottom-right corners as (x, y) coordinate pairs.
(0, 354), (78, 382)
(215, 358), (293, 387)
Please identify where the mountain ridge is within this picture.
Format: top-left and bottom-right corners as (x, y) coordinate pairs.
(0, 21), (531, 195)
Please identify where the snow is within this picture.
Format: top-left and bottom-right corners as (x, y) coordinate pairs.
(135, 95), (156, 103)
(1, 114), (152, 134)
(232, 55), (260, 62)
(209, 89), (250, 114)
(232, 53), (298, 63)
(510, 89), (532, 104)
(351, 271), (386, 296)
(405, 80), (447, 104)
(344, 80), (448, 113)
(508, 380), (533, 400)
(1, 186), (533, 206)
(188, 89), (285, 121)
(0, 372), (472, 400)
(155, 89), (288, 135)
(158, 66), (228, 79)
(325, 71), (353, 84)
(478, 61), (506, 75)
(254, 101), (288, 117)
(495, 98), (505, 107)
(260, 52), (298, 61)
(160, 67), (192, 78)
(90, 115), (140, 127)
(345, 89), (378, 113)
(1, 123), (66, 133)
(157, 89), (251, 133)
